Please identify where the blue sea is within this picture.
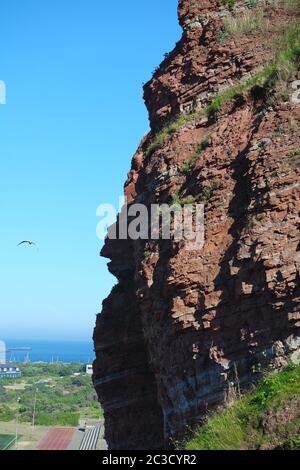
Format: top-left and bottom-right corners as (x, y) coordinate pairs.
(2, 339), (95, 364)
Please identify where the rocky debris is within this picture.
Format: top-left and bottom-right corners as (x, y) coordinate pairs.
(93, 0), (300, 450)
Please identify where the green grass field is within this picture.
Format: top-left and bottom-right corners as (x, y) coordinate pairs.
(0, 434), (16, 450)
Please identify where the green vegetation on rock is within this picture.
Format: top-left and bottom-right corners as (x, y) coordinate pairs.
(290, 147), (300, 157)
(180, 137), (210, 175)
(221, 0), (236, 8)
(223, 10), (264, 37)
(145, 17), (300, 160)
(184, 363), (300, 450)
(144, 113), (199, 160)
(171, 189), (194, 207)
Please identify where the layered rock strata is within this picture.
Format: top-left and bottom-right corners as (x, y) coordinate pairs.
(93, 0), (300, 449)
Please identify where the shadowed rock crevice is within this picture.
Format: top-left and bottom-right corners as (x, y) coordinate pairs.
(93, 284), (165, 450)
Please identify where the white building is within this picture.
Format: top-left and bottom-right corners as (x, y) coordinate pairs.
(0, 363), (22, 378)
(86, 364), (93, 375)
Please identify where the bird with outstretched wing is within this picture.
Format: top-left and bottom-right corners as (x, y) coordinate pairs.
(17, 240), (37, 247)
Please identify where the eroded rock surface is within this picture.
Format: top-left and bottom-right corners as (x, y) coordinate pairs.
(93, 0), (300, 450)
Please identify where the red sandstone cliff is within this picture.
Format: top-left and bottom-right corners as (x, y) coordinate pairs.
(93, 0), (300, 450)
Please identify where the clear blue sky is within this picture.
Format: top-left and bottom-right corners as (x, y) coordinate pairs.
(0, 0), (180, 340)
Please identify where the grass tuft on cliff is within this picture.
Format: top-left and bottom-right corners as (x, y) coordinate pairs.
(223, 10), (264, 37)
(183, 363), (300, 450)
(144, 113), (199, 160)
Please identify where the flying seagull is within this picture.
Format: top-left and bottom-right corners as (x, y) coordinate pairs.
(17, 240), (37, 247)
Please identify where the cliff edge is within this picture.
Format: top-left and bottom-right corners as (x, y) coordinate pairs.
(93, 0), (300, 450)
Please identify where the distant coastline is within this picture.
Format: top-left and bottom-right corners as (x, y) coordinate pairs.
(3, 338), (94, 364)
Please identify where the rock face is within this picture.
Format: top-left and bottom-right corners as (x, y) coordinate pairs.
(93, 0), (300, 450)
